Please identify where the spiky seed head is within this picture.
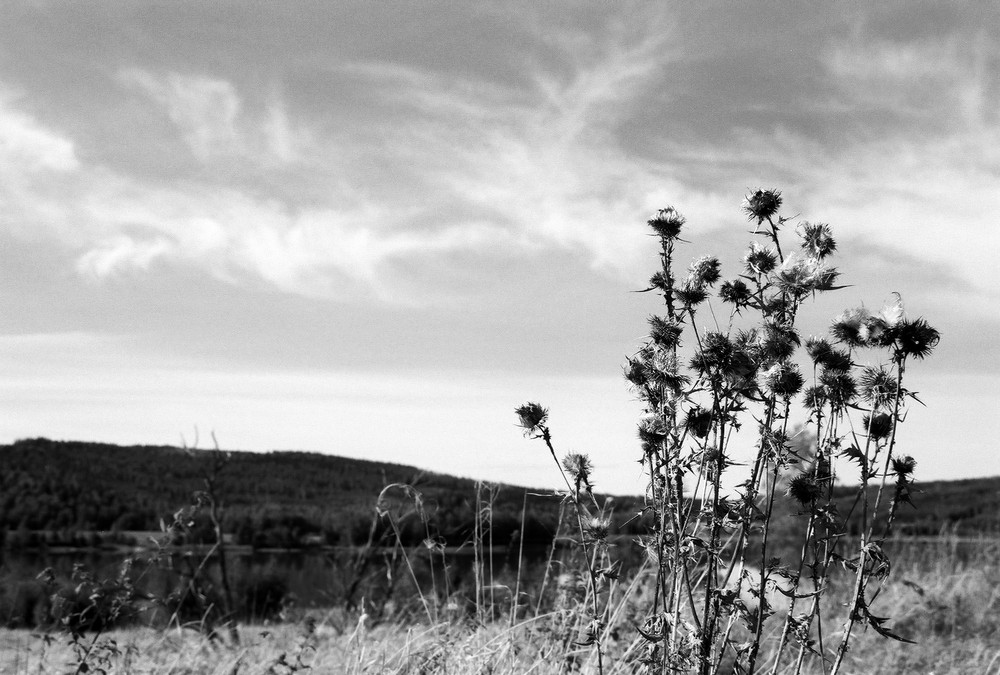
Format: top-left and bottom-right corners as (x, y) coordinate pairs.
(762, 362), (805, 398)
(623, 356), (648, 388)
(637, 414), (668, 444)
(787, 474), (822, 505)
(647, 207), (685, 240)
(798, 221), (837, 259)
(719, 279), (752, 308)
(802, 385), (827, 410)
(891, 317), (940, 361)
(892, 455), (917, 476)
(514, 402), (548, 435)
(677, 280), (709, 307)
(830, 307), (872, 347)
(586, 516), (610, 541)
(744, 242), (779, 275)
(819, 369), (857, 408)
(859, 366), (898, 409)
(648, 315), (683, 349)
(864, 413), (893, 440)
(743, 189), (782, 223)
(759, 322), (800, 364)
(684, 406), (713, 438)
(562, 452), (593, 485)
(687, 256), (722, 287)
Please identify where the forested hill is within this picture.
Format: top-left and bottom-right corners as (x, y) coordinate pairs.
(0, 438), (642, 548)
(1, 438), (997, 550)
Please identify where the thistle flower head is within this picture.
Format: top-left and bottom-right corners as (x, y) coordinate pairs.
(798, 221), (837, 259)
(761, 362), (805, 398)
(892, 455), (917, 477)
(786, 474), (822, 505)
(759, 322), (800, 364)
(818, 369), (857, 408)
(719, 279), (752, 309)
(647, 271), (671, 294)
(586, 516), (610, 541)
(777, 254), (840, 296)
(648, 207), (685, 240)
(637, 414), (668, 445)
(802, 385), (827, 410)
(684, 406), (713, 438)
(804, 336), (852, 371)
(744, 242), (779, 275)
(859, 366), (898, 410)
(830, 307), (873, 347)
(743, 189), (782, 224)
(514, 402), (548, 435)
(648, 315), (683, 350)
(864, 412), (893, 440)
(623, 356), (648, 388)
(677, 279), (709, 307)
(691, 332), (757, 384)
(562, 452), (593, 487)
(890, 317), (940, 361)
(687, 256), (722, 287)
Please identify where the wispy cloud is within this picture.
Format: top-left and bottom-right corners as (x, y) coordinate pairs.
(0, 13), (729, 304)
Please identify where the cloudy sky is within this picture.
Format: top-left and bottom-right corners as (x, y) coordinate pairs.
(1, 2), (998, 493)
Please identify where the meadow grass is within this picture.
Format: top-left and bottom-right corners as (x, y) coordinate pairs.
(1, 537), (996, 674)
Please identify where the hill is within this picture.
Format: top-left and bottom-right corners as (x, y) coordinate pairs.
(0, 438), (996, 550)
(0, 438), (644, 549)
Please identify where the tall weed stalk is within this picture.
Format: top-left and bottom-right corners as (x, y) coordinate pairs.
(518, 190), (940, 674)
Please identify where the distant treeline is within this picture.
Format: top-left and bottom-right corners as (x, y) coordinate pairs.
(0, 438), (650, 549)
(0, 439), (997, 551)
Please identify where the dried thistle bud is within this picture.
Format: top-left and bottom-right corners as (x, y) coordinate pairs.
(514, 402), (548, 435)
(586, 516), (610, 541)
(864, 413), (893, 440)
(677, 280), (709, 307)
(719, 279), (752, 309)
(798, 221), (837, 259)
(818, 369), (857, 408)
(648, 315), (683, 349)
(637, 414), (668, 444)
(761, 362), (805, 398)
(562, 452), (593, 487)
(759, 322), (800, 364)
(647, 207), (685, 240)
(743, 188), (782, 224)
(777, 254), (827, 295)
(890, 317), (940, 361)
(647, 271), (671, 293)
(892, 455), (917, 477)
(744, 242), (778, 275)
(805, 336), (852, 372)
(830, 307), (872, 347)
(684, 406), (713, 438)
(624, 356), (648, 388)
(859, 366), (898, 409)
(802, 385), (827, 410)
(687, 255), (722, 287)
(786, 474), (822, 505)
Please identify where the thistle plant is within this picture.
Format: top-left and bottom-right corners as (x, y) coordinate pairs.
(519, 190), (939, 674)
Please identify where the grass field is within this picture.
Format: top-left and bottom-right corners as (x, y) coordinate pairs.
(1, 537), (996, 675)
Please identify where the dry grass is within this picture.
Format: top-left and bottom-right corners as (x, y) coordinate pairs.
(1, 543), (996, 675)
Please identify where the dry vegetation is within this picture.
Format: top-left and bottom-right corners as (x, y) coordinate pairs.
(0, 537), (996, 674)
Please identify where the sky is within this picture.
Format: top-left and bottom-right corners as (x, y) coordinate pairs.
(1, 1), (998, 494)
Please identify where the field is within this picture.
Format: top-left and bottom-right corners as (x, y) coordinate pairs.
(1, 536), (996, 675)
